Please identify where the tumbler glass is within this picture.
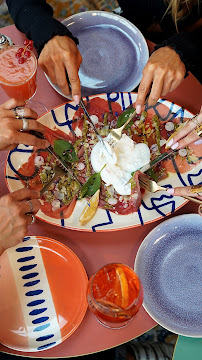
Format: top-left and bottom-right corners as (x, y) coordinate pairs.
(87, 263), (143, 329)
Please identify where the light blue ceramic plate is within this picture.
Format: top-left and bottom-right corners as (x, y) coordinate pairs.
(46, 11), (149, 98)
(134, 214), (202, 337)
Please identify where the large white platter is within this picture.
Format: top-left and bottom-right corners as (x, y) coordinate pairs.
(5, 92), (202, 232)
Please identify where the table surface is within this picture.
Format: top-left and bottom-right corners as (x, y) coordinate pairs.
(0, 24), (201, 359)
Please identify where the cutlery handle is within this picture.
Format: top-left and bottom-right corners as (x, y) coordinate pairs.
(121, 109), (137, 131)
(183, 195), (202, 205)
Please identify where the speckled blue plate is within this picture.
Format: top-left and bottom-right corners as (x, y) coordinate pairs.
(46, 11), (149, 98)
(134, 214), (202, 337)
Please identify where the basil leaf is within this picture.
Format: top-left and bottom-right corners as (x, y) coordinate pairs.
(78, 173), (101, 199)
(54, 139), (78, 163)
(117, 108), (136, 129)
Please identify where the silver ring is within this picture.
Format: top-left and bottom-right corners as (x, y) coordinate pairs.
(28, 214), (35, 225)
(27, 200), (33, 213)
(16, 107), (25, 118)
(22, 118), (29, 131)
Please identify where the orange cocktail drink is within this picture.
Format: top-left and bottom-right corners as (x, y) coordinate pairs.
(87, 263), (143, 328)
(0, 45), (37, 100)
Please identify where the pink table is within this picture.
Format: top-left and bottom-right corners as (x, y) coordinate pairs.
(0, 25), (201, 358)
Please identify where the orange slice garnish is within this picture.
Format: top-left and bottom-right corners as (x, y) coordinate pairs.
(115, 266), (129, 309)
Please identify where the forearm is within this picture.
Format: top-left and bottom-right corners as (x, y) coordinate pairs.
(6, 0), (78, 54)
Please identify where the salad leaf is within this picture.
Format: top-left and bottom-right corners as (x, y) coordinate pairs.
(54, 139), (78, 163)
(78, 173), (101, 199)
(117, 108), (136, 129)
(78, 165), (106, 199)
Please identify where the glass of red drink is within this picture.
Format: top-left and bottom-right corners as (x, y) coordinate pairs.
(87, 263), (143, 329)
(0, 45), (37, 101)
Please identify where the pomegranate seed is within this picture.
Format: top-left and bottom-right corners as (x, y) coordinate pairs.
(18, 57), (25, 64)
(28, 40), (33, 45)
(24, 50), (31, 58)
(27, 44), (33, 50)
(16, 52), (21, 58)
(18, 47), (24, 53)
(23, 39), (29, 45)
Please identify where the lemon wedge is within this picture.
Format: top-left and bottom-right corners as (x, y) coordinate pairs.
(79, 189), (100, 225)
(116, 266), (129, 309)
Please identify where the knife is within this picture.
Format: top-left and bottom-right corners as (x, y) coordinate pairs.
(139, 149), (177, 173)
(30, 130), (81, 186)
(45, 145), (81, 186)
(65, 73), (110, 155)
(79, 98), (111, 155)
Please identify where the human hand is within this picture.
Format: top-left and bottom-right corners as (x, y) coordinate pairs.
(0, 188), (41, 256)
(167, 184), (202, 216)
(135, 47), (186, 114)
(38, 35), (82, 104)
(165, 108), (202, 150)
(0, 98), (49, 151)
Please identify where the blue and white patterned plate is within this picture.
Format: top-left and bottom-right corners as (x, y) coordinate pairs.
(134, 214), (202, 337)
(45, 11), (149, 98)
(0, 236), (88, 352)
(5, 93), (202, 232)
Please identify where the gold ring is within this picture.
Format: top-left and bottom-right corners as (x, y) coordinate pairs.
(195, 123), (202, 137)
(191, 114), (199, 126)
(190, 184), (202, 194)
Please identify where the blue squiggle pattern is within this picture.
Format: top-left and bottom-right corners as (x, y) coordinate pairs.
(171, 158), (202, 187)
(138, 209), (144, 226)
(141, 197), (176, 217)
(92, 210), (113, 232)
(7, 147), (33, 176)
(188, 169), (202, 185)
(5, 175), (20, 181)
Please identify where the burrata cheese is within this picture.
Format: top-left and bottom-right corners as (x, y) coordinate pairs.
(91, 134), (150, 196)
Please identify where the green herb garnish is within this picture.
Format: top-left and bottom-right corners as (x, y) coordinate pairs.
(78, 173), (101, 199)
(78, 165), (106, 199)
(54, 139), (79, 163)
(117, 108), (136, 129)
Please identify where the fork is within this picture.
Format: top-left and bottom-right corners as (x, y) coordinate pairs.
(139, 174), (202, 205)
(107, 109), (137, 148)
(40, 164), (68, 196)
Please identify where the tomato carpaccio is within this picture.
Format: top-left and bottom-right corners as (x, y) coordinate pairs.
(16, 97), (200, 220)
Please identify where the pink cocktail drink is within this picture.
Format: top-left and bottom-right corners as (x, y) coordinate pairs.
(0, 45), (37, 100)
